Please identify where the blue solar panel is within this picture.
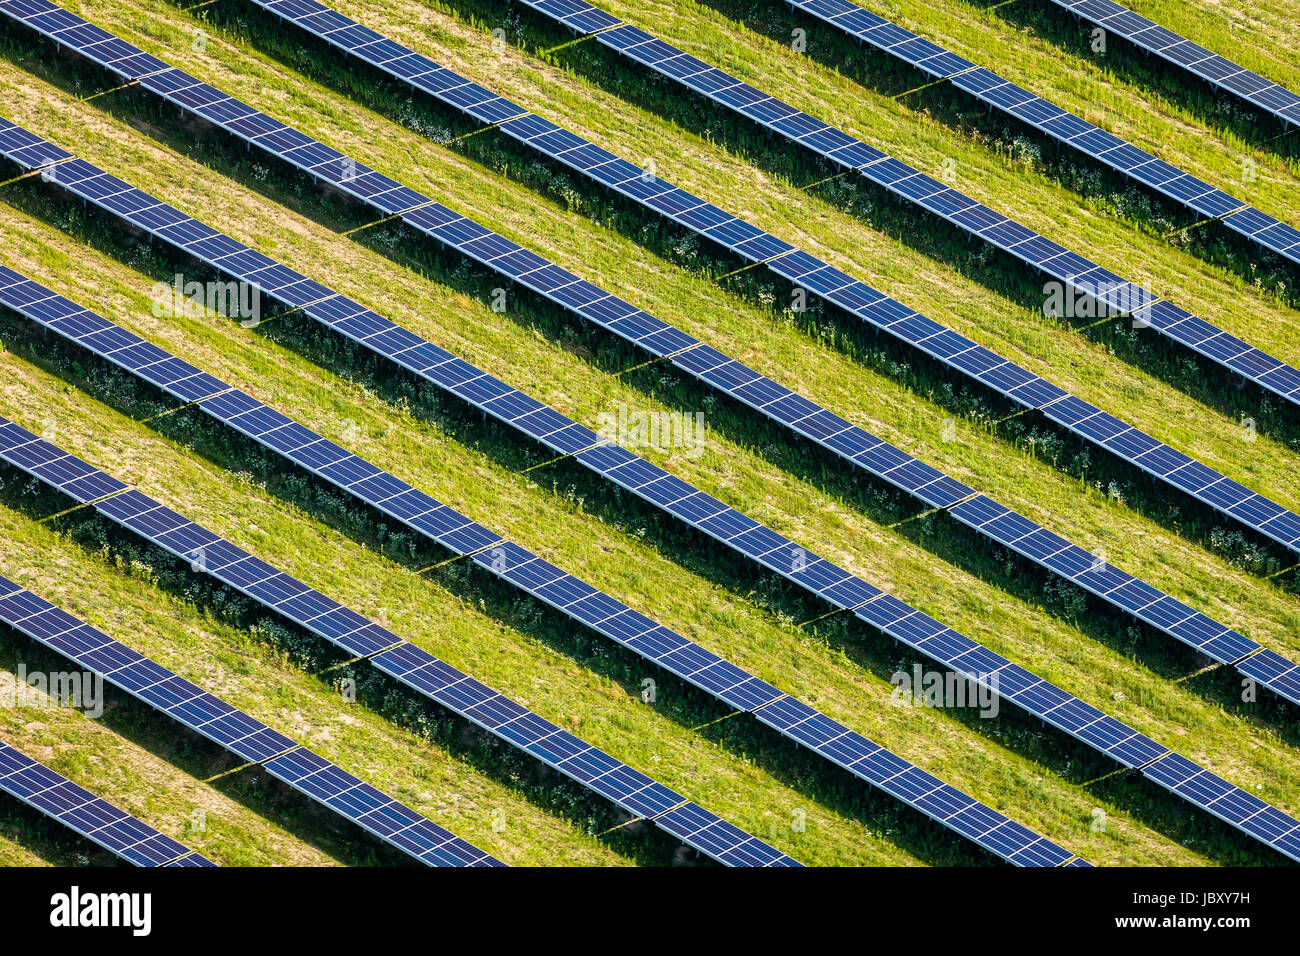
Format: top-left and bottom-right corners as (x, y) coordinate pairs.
(1143, 753), (1300, 859)
(0, 736), (210, 866)
(944, 494), (1288, 688)
(0, 271), (1074, 866)
(1237, 649), (1300, 708)
(0, 419), (791, 867)
(1050, 0), (1300, 139)
(0, 571), (498, 866)
(260, 748), (499, 866)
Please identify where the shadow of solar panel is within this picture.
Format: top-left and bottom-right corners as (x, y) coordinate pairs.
(488, 0), (1300, 376)
(0, 402), (1042, 865)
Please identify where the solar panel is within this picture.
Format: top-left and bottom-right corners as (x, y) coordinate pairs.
(1049, 0), (1300, 131)
(0, 573), (499, 866)
(1142, 753), (1300, 856)
(0, 420), (794, 867)
(0, 135), (1290, 863)
(67, 0), (1295, 562)
(1237, 649), (1300, 706)
(484, 0), (1300, 411)
(779, 0), (1297, 268)
(0, 268), (1077, 866)
(0, 735), (212, 866)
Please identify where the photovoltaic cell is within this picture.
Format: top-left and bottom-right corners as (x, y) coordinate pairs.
(0, 68), (1288, 858)
(83, 0), (1297, 566)
(791, 0), (1299, 267)
(483, 0), (1300, 409)
(6, 0), (1296, 716)
(1142, 752), (1300, 854)
(15, 0), (1300, 790)
(0, 266), (1277, 865)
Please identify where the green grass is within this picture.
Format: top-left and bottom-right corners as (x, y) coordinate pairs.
(0, 0), (1296, 866)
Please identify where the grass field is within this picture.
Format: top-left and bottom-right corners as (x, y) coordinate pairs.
(0, 0), (1296, 866)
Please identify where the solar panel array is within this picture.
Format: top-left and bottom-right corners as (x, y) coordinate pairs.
(1049, 0), (1300, 129)
(1, 123), (1295, 863)
(22, 0), (1291, 565)
(22, 14), (1300, 603)
(0, 573), (500, 866)
(0, 733), (212, 867)
(0, 265), (1083, 867)
(0, 417), (797, 868)
(10, 0), (1299, 432)
(209, 0), (1300, 705)
(2, 0), (1297, 870)
(499, 0), (1300, 412)
(781, 0), (1300, 268)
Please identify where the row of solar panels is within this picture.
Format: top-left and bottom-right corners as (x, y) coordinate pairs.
(0, 416), (799, 868)
(0, 574), (502, 865)
(213, 0), (1300, 705)
(118, 0), (1300, 564)
(2, 121), (1295, 864)
(507, 0), (1300, 412)
(0, 732), (212, 866)
(1051, 0), (1300, 128)
(0, 263), (1085, 867)
(781, 0), (1300, 267)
